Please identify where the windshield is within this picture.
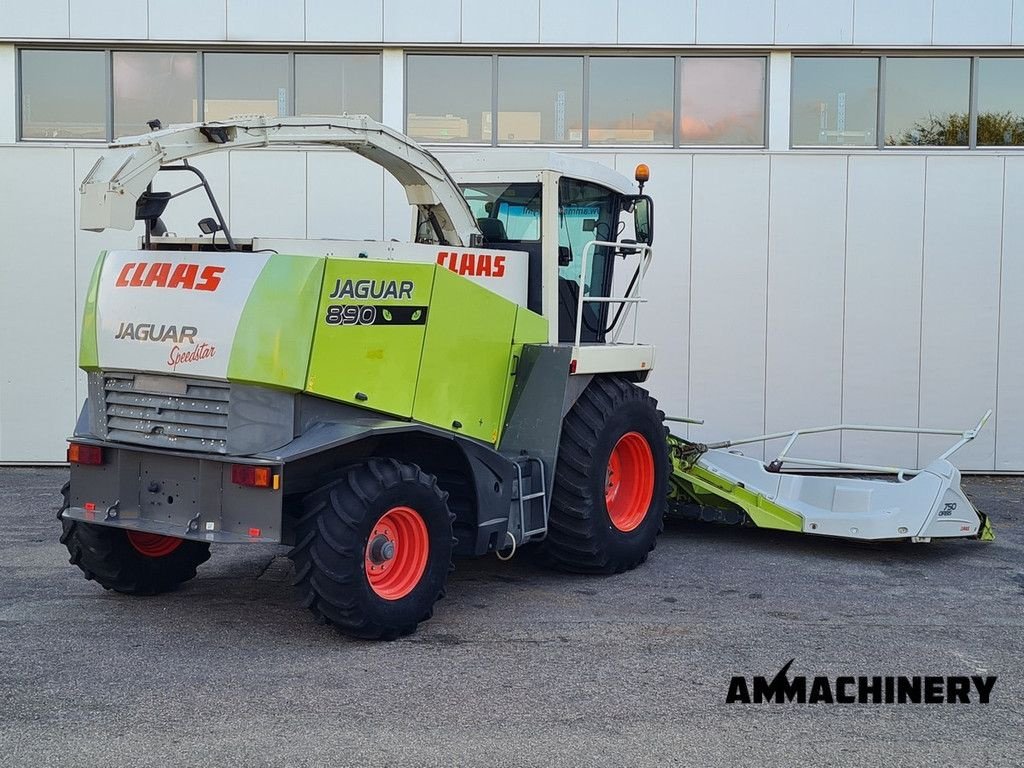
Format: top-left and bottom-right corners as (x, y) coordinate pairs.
(460, 183), (542, 242)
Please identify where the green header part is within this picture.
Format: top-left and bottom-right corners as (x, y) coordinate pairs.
(227, 254), (325, 390)
(78, 251), (106, 371)
(667, 435), (803, 532)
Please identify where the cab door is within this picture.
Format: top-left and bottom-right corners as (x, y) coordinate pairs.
(555, 179), (622, 343)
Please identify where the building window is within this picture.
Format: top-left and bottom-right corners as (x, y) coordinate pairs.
(295, 53), (381, 121)
(405, 55), (491, 143)
(679, 57), (765, 146)
(884, 58), (971, 147)
(204, 53), (290, 123)
(791, 57), (878, 147)
(588, 57), (674, 145)
(113, 51), (198, 139)
(406, 54), (766, 148)
(497, 56), (583, 145)
(20, 50), (107, 140)
(976, 58), (1024, 147)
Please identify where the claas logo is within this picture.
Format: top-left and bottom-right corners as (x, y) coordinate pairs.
(436, 251), (506, 278)
(115, 262), (225, 291)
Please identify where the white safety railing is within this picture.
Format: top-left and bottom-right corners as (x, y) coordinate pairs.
(687, 410), (992, 480)
(573, 240), (653, 348)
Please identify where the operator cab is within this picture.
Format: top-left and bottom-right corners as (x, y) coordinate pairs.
(447, 153), (653, 346)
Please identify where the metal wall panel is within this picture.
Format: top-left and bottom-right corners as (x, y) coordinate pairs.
(696, 0), (773, 45)
(156, 152), (231, 240)
(619, 0), (695, 45)
(540, 0), (617, 44)
(843, 155), (925, 469)
(385, 0), (460, 43)
(0, 45), (14, 143)
(687, 154), (769, 457)
(72, 149), (143, 411)
(0, 0), (69, 38)
(919, 156), (1003, 470)
(0, 146), (1019, 469)
(70, 0), (147, 39)
(996, 158), (1024, 470)
(382, 169), (412, 241)
(775, 0), (854, 45)
(765, 154), (848, 461)
(229, 150), (307, 238)
(226, 0), (304, 41)
(0, 148), (77, 461)
(148, 0), (227, 41)
(306, 151), (385, 240)
(932, 0), (1013, 45)
(853, 0), (932, 45)
(463, 1), (540, 44)
(306, 0), (383, 42)
(610, 153), (691, 428)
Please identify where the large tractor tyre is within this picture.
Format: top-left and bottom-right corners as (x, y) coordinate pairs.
(541, 375), (669, 574)
(289, 459), (454, 641)
(58, 484), (211, 595)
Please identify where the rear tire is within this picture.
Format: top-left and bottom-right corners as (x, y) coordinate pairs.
(288, 459), (454, 640)
(59, 484), (211, 595)
(541, 375), (668, 574)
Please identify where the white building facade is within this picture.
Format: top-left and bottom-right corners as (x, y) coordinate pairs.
(0, 0), (1022, 470)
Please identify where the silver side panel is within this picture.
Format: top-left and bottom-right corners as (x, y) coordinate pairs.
(85, 371), (296, 456)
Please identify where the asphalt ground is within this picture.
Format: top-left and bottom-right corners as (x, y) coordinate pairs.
(1, 467), (1021, 767)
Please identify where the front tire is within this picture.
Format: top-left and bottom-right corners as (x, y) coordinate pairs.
(59, 484), (210, 595)
(541, 375), (668, 574)
(288, 459), (454, 640)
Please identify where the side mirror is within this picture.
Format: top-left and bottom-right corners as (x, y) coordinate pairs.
(632, 195), (654, 246)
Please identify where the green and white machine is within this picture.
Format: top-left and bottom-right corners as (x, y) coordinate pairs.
(61, 116), (992, 640)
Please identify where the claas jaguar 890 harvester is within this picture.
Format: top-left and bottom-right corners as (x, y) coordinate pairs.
(61, 117), (992, 639)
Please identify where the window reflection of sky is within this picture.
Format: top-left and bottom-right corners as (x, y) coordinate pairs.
(680, 58), (766, 145)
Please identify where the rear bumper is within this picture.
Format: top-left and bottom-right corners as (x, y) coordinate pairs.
(63, 442), (284, 544)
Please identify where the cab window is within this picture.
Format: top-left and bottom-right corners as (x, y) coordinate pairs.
(557, 179), (621, 343)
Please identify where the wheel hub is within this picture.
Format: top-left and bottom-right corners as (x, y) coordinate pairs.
(604, 431), (655, 532)
(364, 506), (430, 601)
(368, 534), (396, 564)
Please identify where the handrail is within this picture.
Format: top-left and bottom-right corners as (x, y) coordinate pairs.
(695, 410), (992, 479)
(573, 239), (653, 348)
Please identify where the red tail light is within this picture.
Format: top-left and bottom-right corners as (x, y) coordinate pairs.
(231, 464), (278, 489)
(67, 443), (103, 465)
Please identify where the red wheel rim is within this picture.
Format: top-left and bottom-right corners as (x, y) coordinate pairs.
(126, 530), (183, 558)
(605, 431), (655, 532)
(365, 506), (429, 601)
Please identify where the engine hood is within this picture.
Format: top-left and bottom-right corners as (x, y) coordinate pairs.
(80, 249), (324, 390)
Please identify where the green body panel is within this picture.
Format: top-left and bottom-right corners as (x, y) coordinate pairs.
(307, 260), (436, 417)
(512, 306), (549, 347)
(667, 435), (803, 532)
(227, 254), (325, 390)
(413, 266), (518, 443)
(78, 251), (106, 370)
